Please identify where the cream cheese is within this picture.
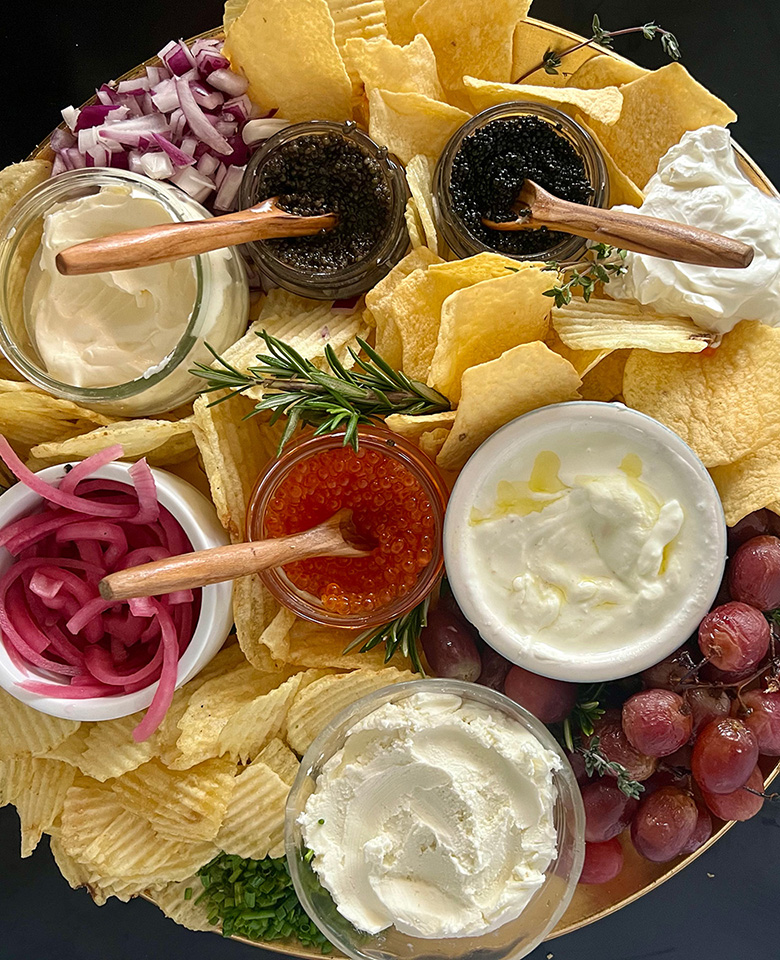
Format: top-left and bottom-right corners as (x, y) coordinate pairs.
(610, 125), (780, 334)
(299, 691), (560, 939)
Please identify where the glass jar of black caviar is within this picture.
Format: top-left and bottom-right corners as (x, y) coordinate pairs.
(239, 120), (409, 299)
(433, 102), (609, 263)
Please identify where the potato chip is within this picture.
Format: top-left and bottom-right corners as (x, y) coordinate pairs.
(285, 667), (416, 755)
(0, 159), (52, 227)
(77, 712), (158, 782)
(588, 63), (737, 188)
(215, 761), (289, 860)
(217, 672), (305, 763)
(385, 410), (456, 441)
(344, 34), (442, 99)
(232, 577), (288, 671)
(623, 321), (780, 467)
(710, 449), (780, 527)
(552, 299), (714, 353)
(429, 264), (553, 402)
(50, 835), (160, 906)
(3, 755), (75, 856)
(256, 738), (300, 786)
(223, 0), (352, 122)
(110, 757), (236, 842)
(35, 726), (90, 766)
(283, 618), (403, 670)
(418, 426), (451, 460)
(545, 327), (611, 378)
(436, 342), (582, 472)
(368, 88), (468, 165)
(405, 197), (425, 249)
(566, 53), (649, 89)
(384, 0), (424, 44)
(0, 688), (80, 761)
(464, 76), (623, 126)
(510, 20), (602, 88)
(413, 0), (531, 91)
(149, 876), (215, 933)
(405, 153), (438, 254)
(579, 349), (630, 402)
(27, 418), (196, 472)
(327, 0), (388, 48)
(572, 114), (644, 208)
(0, 385), (115, 458)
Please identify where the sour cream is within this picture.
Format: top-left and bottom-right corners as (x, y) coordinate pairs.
(299, 691), (560, 939)
(610, 125), (780, 334)
(444, 403), (726, 682)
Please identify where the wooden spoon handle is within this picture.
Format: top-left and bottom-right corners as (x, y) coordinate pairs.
(55, 198), (337, 276)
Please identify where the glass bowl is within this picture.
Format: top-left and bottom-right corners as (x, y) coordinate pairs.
(285, 678), (585, 960)
(433, 102), (609, 264)
(238, 120), (410, 300)
(0, 168), (249, 418)
(246, 426), (448, 629)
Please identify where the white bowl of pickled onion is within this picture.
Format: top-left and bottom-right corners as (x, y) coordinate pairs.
(0, 460), (233, 725)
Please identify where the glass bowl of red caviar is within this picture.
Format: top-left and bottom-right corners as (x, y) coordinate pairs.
(246, 426), (448, 628)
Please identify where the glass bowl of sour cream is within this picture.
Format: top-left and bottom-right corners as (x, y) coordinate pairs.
(285, 678), (585, 960)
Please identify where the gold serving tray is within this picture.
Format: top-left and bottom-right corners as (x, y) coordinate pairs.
(29, 14), (780, 957)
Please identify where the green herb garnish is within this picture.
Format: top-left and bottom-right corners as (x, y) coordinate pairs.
(562, 683), (606, 752)
(579, 735), (644, 801)
(516, 14), (681, 83)
(196, 853), (331, 952)
(344, 594), (430, 674)
(192, 332), (450, 452)
(544, 243), (628, 308)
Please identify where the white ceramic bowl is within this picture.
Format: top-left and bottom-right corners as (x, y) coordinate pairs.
(0, 461), (233, 721)
(444, 402), (727, 683)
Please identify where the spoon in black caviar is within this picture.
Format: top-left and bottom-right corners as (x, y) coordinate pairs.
(482, 179), (754, 270)
(55, 196), (338, 277)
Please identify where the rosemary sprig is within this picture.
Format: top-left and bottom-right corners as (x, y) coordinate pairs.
(343, 595), (430, 675)
(562, 683), (606, 752)
(579, 735), (644, 801)
(544, 242), (628, 308)
(517, 14), (681, 83)
(191, 332), (450, 452)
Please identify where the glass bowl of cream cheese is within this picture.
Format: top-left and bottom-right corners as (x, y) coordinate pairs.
(286, 678), (585, 960)
(0, 168), (249, 418)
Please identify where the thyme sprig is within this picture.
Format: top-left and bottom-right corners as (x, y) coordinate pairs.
(562, 683), (606, 752)
(544, 242), (628, 308)
(343, 595), (430, 675)
(192, 332), (450, 452)
(517, 14), (681, 83)
(579, 736), (644, 801)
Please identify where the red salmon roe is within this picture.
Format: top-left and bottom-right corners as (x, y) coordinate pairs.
(264, 445), (435, 615)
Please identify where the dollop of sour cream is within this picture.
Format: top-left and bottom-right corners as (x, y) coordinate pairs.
(299, 692), (560, 939)
(610, 125), (780, 334)
(24, 184), (198, 388)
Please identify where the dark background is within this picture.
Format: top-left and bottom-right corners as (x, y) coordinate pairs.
(2, 2), (779, 959)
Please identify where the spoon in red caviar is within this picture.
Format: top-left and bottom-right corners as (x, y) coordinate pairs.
(55, 196), (338, 277)
(482, 179), (754, 269)
(98, 507), (372, 601)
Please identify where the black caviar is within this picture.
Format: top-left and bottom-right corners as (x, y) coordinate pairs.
(449, 116), (593, 256)
(254, 132), (393, 273)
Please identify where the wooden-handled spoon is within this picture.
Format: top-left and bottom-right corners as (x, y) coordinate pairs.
(98, 508), (371, 601)
(55, 197), (338, 277)
(482, 180), (754, 269)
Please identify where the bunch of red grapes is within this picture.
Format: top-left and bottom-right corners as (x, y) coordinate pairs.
(420, 510), (780, 887)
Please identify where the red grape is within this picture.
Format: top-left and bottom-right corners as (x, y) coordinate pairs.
(702, 764), (765, 821)
(739, 690), (780, 755)
(566, 750), (588, 785)
(641, 647), (695, 691)
(679, 803), (713, 855)
(691, 718), (759, 794)
(697, 602), (769, 674)
(578, 838), (624, 884)
(728, 536), (780, 610)
(685, 687), (731, 739)
(475, 643), (512, 691)
(630, 786), (698, 862)
(581, 780), (639, 843)
(503, 665), (578, 724)
(420, 606), (482, 682)
(588, 710), (658, 782)
(642, 769), (686, 796)
(622, 689), (692, 757)
(727, 510), (780, 551)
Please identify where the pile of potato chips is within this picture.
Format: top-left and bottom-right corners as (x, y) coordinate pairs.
(1, 0), (778, 949)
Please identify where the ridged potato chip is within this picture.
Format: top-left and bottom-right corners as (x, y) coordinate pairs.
(384, 0), (424, 44)
(224, 0), (352, 122)
(413, 0), (531, 92)
(428, 264), (552, 402)
(50, 835), (161, 906)
(283, 618), (409, 670)
(110, 757), (236, 842)
(571, 115), (644, 208)
(579, 349), (630, 403)
(545, 327), (611, 379)
(588, 63), (737, 188)
(256, 738), (300, 786)
(77, 712), (158, 782)
(710, 449), (780, 527)
(285, 667), (416, 755)
(436, 342), (582, 472)
(623, 321), (780, 468)
(27, 418), (196, 472)
(36, 726), (90, 766)
(405, 154), (438, 254)
(464, 76), (623, 126)
(149, 876), (215, 933)
(3, 755), (76, 856)
(215, 760), (290, 860)
(368, 88), (468, 165)
(344, 34), (442, 99)
(327, 0), (388, 48)
(385, 410), (456, 441)
(510, 20), (601, 88)
(217, 672), (305, 763)
(405, 197), (425, 249)
(552, 299), (714, 353)
(418, 426), (451, 460)
(566, 53), (649, 89)
(232, 577), (287, 671)
(0, 688), (80, 761)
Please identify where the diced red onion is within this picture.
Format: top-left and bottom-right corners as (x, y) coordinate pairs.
(139, 152), (174, 180)
(151, 133), (194, 167)
(191, 81), (224, 111)
(145, 65), (171, 85)
(61, 105), (80, 131)
(242, 117), (291, 145)
(117, 77), (151, 96)
(96, 84), (120, 106)
(169, 166), (215, 203)
(75, 104), (127, 132)
(208, 68), (249, 96)
(196, 154), (219, 178)
(180, 136), (198, 157)
(174, 77), (232, 156)
(214, 163), (227, 189)
(158, 39), (197, 77)
(150, 78), (180, 114)
(213, 164), (245, 212)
